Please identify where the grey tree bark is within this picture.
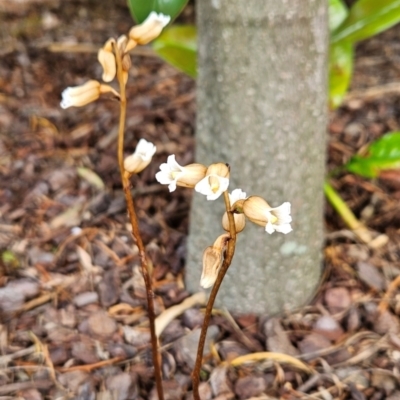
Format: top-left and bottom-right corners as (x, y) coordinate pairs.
(186, 0), (329, 314)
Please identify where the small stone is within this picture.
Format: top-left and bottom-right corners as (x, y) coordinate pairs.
(181, 308), (204, 329)
(72, 337), (99, 364)
(59, 371), (90, 392)
(356, 261), (385, 291)
(374, 311), (400, 335)
(8, 278), (40, 298)
(73, 291), (99, 307)
(19, 388), (43, 400)
(324, 287), (351, 313)
(185, 383), (212, 400)
(347, 308), (361, 332)
(98, 268), (120, 307)
(123, 326), (151, 347)
(87, 311), (117, 339)
(149, 379), (183, 400)
(234, 376), (266, 400)
(106, 372), (138, 400)
(174, 325), (219, 369)
(298, 333), (331, 355)
(0, 286), (24, 313)
(313, 315), (344, 341)
(28, 247), (55, 265)
(210, 365), (233, 398)
(264, 317), (299, 356)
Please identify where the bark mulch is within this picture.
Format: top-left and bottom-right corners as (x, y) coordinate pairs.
(1, 1), (400, 399)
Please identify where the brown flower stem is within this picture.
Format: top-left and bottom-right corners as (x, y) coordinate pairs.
(114, 44), (164, 400)
(192, 190), (237, 400)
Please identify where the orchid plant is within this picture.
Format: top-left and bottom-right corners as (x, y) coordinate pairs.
(60, 11), (292, 400)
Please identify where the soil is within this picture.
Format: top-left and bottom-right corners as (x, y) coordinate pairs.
(1, 1), (400, 399)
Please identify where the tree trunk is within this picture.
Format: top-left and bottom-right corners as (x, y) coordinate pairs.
(186, 0), (328, 314)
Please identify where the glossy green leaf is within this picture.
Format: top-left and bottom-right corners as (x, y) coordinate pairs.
(329, 41), (354, 109)
(329, 0), (348, 32)
(346, 132), (400, 178)
(331, 0), (400, 43)
(152, 25), (197, 77)
(128, 0), (189, 24)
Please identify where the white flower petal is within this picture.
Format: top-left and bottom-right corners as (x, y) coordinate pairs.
(229, 188), (247, 204)
(155, 154), (184, 192)
(135, 138), (156, 161)
(265, 222), (275, 234)
(264, 201), (292, 234)
(274, 224), (293, 234)
(194, 176), (211, 196)
(195, 175), (229, 201)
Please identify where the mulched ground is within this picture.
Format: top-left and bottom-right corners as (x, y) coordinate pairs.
(1, 1), (400, 399)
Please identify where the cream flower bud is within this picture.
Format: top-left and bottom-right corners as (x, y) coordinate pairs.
(155, 155), (206, 192)
(128, 12), (171, 45)
(243, 196), (292, 234)
(98, 38), (116, 82)
(222, 189), (247, 233)
(60, 80), (120, 109)
(195, 163), (230, 201)
(200, 233), (230, 289)
(124, 139), (156, 174)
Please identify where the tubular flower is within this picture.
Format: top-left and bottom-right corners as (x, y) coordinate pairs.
(124, 139), (156, 175)
(222, 188), (247, 233)
(195, 163), (230, 201)
(243, 196), (292, 234)
(97, 38), (116, 82)
(127, 12), (171, 50)
(60, 80), (119, 109)
(155, 155), (206, 192)
(200, 233), (230, 289)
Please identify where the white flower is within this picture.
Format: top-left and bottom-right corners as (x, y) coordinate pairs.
(128, 12), (171, 45)
(60, 80), (119, 109)
(194, 163), (230, 201)
(265, 202), (292, 234)
(60, 80), (101, 109)
(155, 155), (206, 192)
(222, 188), (247, 233)
(229, 188), (247, 205)
(243, 196), (292, 234)
(124, 139), (156, 174)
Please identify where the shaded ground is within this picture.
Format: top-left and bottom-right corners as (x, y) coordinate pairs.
(1, 1), (400, 399)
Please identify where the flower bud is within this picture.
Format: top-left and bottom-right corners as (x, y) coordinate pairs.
(124, 139), (156, 175)
(243, 196), (292, 234)
(98, 38), (116, 82)
(200, 233), (229, 289)
(195, 163), (230, 201)
(222, 189), (247, 233)
(128, 12), (171, 45)
(155, 155), (206, 192)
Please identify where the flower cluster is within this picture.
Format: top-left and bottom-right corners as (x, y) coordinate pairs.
(154, 155), (293, 288)
(155, 155), (229, 200)
(60, 12), (170, 109)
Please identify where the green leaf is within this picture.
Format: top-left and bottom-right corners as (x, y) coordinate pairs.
(346, 132), (400, 178)
(331, 0), (400, 43)
(153, 25), (197, 77)
(329, 0), (348, 32)
(128, 0), (189, 23)
(329, 41), (354, 109)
